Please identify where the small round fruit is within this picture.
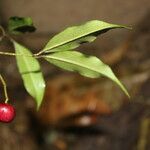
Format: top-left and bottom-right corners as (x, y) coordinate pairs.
(0, 103), (15, 123)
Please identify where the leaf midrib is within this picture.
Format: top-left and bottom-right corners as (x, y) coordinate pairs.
(17, 49), (38, 98)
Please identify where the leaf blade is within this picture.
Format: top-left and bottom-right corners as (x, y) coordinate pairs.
(44, 51), (129, 97)
(43, 20), (130, 53)
(14, 41), (45, 109)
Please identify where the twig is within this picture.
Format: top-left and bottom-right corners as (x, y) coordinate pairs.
(0, 51), (35, 57)
(0, 74), (9, 103)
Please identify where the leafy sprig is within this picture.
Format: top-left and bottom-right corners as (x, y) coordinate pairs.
(0, 17), (131, 109)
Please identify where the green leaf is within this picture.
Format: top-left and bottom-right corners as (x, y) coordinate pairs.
(8, 16), (36, 34)
(13, 41), (45, 109)
(44, 51), (129, 97)
(43, 20), (130, 53)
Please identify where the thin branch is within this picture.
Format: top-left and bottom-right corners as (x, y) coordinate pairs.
(34, 50), (44, 56)
(0, 74), (9, 103)
(0, 51), (35, 57)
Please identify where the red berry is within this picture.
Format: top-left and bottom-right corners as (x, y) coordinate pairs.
(0, 103), (15, 123)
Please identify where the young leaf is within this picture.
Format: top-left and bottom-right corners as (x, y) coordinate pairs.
(44, 51), (129, 97)
(8, 16), (36, 34)
(42, 20), (130, 53)
(13, 41), (45, 109)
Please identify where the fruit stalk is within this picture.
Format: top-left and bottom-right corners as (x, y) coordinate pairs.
(0, 74), (9, 103)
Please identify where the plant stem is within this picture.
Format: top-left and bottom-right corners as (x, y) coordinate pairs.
(34, 49), (55, 56)
(0, 51), (34, 57)
(34, 50), (44, 56)
(0, 74), (9, 103)
(0, 51), (17, 56)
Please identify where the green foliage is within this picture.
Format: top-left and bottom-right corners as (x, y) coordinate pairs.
(0, 17), (131, 109)
(44, 51), (129, 97)
(8, 16), (36, 34)
(43, 20), (130, 53)
(13, 41), (45, 109)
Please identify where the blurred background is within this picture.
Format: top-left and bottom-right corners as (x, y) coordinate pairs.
(0, 0), (150, 150)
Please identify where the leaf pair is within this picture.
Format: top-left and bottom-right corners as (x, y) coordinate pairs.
(13, 19), (130, 110)
(43, 20), (130, 97)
